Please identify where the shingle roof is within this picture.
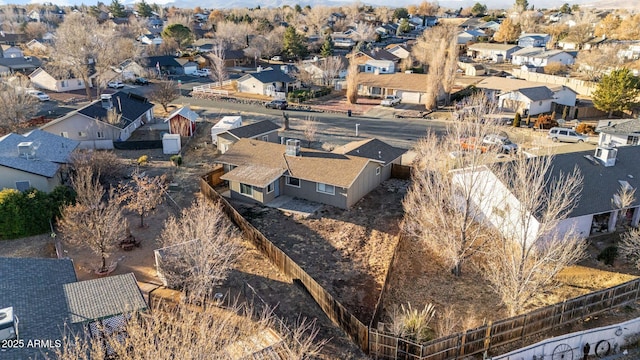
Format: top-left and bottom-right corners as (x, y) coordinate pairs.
(358, 72), (430, 92)
(515, 86), (555, 101)
(215, 139), (373, 188)
(78, 91), (153, 127)
(0, 56), (42, 70)
(332, 138), (406, 165)
(600, 119), (640, 135)
(144, 55), (186, 67)
(221, 164), (285, 188)
(0, 129), (79, 177)
(0, 258), (79, 360)
(239, 69), (295, 84)
(226, 120), (280, 139)
(467, 43), (520, 51)
(359, 48), (398, 61)
(475, 76), (551, 93)
(64, 273), (147, 324)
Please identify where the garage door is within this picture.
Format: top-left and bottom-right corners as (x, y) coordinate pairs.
(397, 91), (421, 104)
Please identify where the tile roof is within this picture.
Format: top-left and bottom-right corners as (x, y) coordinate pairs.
(78, 91), (154, 128)
(226, 120), (280, 139)
(513, 86), (555, 101)
(216, 139), (373, 188)
(0, 129), (79, 177)
(239, 68), (295, 84)
(332, 138), (406, 165)
(64, 273), (147, 324)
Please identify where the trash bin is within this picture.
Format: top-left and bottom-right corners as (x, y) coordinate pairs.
(347, 110), (352, 117)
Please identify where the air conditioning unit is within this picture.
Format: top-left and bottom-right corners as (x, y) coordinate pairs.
(17, 142), (35, 159)
(0, 307), (17, 341)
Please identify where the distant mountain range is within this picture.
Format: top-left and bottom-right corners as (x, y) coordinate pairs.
(0, 0), (637, 11)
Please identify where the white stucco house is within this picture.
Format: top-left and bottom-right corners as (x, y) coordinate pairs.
(236, 68), (298, 98)
(453, 146), (640, 244)
(498, 85), (577, 116)
(40, 92), (154, 149)
(597, 118), (640, 148)
(511, 48), (575, 66)
(361, 59), (395, 74)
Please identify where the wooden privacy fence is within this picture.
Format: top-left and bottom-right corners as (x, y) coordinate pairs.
(199, 176), (369, 352)
(369, 277), (640, 360)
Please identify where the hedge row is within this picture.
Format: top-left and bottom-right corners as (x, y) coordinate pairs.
(0, 186), (76, 240)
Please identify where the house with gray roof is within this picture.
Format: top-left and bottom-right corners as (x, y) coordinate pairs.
(217, 120), (281, 153)
(0, 56), (42, 75)
(332, 138), (406, 180)
(143, 55), (198, 75)
(236, 68), (298, 97)
(597, 118), (640, 148)
(41, 91), (154, 149)
(216, 138), (400, 209)
(453, 146), (640, 244)
(0, 129), (79, 192)
(466, 43), (521, 62)
(511, 48), (575, 67)
(498, 86), (556, 116)
(0, 258), (147, 360)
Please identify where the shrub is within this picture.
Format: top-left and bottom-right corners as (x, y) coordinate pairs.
(170, 155), (182, 166)
(513, 113), (521, 127)
(137, 155), (149, 165)
(575, 123), (596, 135)
(0, 186), (75, 240)
(389, 303), (436, 343)
(597, 246), (618, 266)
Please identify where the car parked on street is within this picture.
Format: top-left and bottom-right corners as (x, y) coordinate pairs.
(547, 127), (588, 143)
(107, 81), (124, 89)
(26, 90), (50, 101)
(265, 99), (288, 110)
(134, 77), (149, 85)
(195, 68), (211, 77)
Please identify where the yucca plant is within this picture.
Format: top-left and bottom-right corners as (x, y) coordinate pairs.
(389, 303), (437, 343)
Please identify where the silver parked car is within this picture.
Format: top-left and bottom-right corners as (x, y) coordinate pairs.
(547, 127), (588, 143)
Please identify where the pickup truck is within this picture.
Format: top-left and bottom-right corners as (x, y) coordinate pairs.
(381, 95), (401, 107)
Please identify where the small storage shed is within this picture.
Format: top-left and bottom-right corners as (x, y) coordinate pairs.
(164, 106), (198, 137)
(211, 116), (242, 144)
(162, 133), (181, 154)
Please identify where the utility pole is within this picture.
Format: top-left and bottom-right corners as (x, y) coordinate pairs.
(355, 123), (360, 137)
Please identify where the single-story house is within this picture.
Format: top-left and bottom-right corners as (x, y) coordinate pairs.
(353, 48), (399, 67)
(454, 146), (640, 244)
(517, 34), (550, 48)
(144, 56), (198, 75)
(498, 86), (556, 116)
(478, 21), (501, 32)
(511, 48), (575, 67)
(331, 138), (406, 180)
(457, 29), (486, 45)
(29, 67), (88, 92)
(217, 120), (280, 153)
(466, 43), (521, 62)
(1, 45), (23, 58)
(597, 118), (640, 147)
(138, 34), (163, 46)
(330, 31), (357, 48)
(360, 59), (395, 74)
(118, 59), (146, 80)
(215, 138), (401, 209)
(357, 72), (431, 104)
(0, 257), (147, 360)
(0, 57), (42, 75)
(205, 49), (249, 67)
(41, 92), (154, 149)
(0, 129), (79, 192)
(385, 43), (412, 60)
(475, 77), (577, 107)
(375, 23), (399, 38)
(165, 106), (199, 137)
(236, 68), (298, 98)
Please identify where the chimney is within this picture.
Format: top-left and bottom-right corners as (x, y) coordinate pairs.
(101, 94), (113, 110)
(285, 139), (300, 157)
(0, 307), (17, 341)
(594, 145), (617, 167)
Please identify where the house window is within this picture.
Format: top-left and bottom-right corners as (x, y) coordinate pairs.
(240, 183), (253, 197)
(262, 135), (269, 142)
(376, 167), (381, 175)
(316, 183), (335, 195)
(96, 131), (105, 139)
(627, 136), (639, 145)
(78, 131), (87, 137)
(77, 80), (82, 86)
(286, 176), (300, 187)
(61, 80), (67, 87)
(267, 182), (274, 193)
(366, 66), (372, 72)
(15, 181), (30, 192)
(371, 87), (382, 95)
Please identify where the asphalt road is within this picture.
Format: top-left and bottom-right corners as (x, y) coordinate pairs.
(171, 95), (448, 149)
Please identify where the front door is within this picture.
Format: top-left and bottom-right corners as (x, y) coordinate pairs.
(274, 179), (280, 197)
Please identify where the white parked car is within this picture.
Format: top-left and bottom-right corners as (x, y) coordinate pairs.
(26, 90), (50, 101)
(271, 55), (282, 61)
(381, 95), (401, 107)
(107, 81), (124, 89)
(195, 68), (211, 77)
(482, 134), (518, 154)
(547, 127), (588, 143)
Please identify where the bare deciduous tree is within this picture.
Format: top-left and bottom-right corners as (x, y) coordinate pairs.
(150, 80), (180, 113)
(544, 61), (567, 75)
(620, 228), (640, 269)
(70, 150), (124, 184)
(303, 5), (332, 35)
(119, 170), (167, 228)
(158, 197), (241, 301)
(207, 43), (228, 87)
(403, 93), (500, 277)
(59, 167), (127, 272)
(346, 51), (359, 105)
(0, 75), (40, 133)
(302, 117), (318, 147)
(321, 56), (345, 86)
(215, 21), (256, 50)
(480, 154), (586, 316)
(576, 44), (625, 80)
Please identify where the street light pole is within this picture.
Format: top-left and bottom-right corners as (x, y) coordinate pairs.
(356, 123), (360, 137)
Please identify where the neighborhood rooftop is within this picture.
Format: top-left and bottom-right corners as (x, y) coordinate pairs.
(241, 68), (295, 84)
(0, 129), (79, 177)
(515, 86), (556, 101)
(78, 91), (154, 127)
(226, 120), (280, 139)
(332, 138), (406, 165)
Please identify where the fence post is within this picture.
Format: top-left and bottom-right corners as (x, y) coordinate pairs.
(458, 331), (467, 359)
(520, 314), (527, 344)
(484, 321), (493, 353)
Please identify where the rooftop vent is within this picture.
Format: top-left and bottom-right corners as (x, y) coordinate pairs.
(285, 139), (300, 157)
(595, 146), (617, 167)
(0, 307), (17, 341)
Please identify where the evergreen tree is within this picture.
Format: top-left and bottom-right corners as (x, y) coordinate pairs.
(137, 0), (153, 18)
(320, 35), (334, 57)
(282, 26), (308, 59)
(513, 112), (521, 127)
(109, 0), (126, 18)
(161, 23), (193, 49)
(471, 2), (487, 16)
(593, 68), (640, 118)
